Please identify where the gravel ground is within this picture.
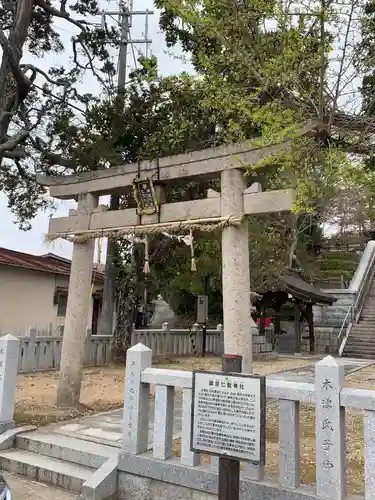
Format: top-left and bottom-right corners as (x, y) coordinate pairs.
(14, 356), (314, 426)
(4, 473), (78, 499)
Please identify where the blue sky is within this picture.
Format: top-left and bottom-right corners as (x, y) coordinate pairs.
(0, 0), (190, 259)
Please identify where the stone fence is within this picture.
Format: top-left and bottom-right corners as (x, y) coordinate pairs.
(131, 323), (224, 357)
(12, 324), (226, 374)
(11, 323), (275, 374)
(122, 344), (374, 500)
(16, 328), (113, 374)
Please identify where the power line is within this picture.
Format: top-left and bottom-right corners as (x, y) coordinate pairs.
(101, 3), (154, 99)
(99, 1), (154, 336)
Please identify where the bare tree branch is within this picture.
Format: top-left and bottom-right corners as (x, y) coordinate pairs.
(0, 29), (30, 89)
(0, 129), (29, 154)
(34, 0), (86, 30)
(20, 65), (67, 86)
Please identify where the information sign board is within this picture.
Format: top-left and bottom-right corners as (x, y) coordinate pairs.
(190, 370), (266, 464)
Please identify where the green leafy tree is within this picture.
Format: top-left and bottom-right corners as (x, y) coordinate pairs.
(0, 0), (119, 228)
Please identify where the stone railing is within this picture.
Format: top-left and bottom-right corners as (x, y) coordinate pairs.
(122, 344), (374, 500)
(131, 323), (224, 357)
(16, 328), (113, 374)
(132, 323), (276, 360)
(14, 323), (274, 374)
(14, 324), (224, 374)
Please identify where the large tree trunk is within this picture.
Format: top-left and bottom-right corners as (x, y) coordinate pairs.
(113, 257), (137, 363)
(98, 197), (120, 336)
(0, 0), (33, 143)
(113, 235), (174, 361)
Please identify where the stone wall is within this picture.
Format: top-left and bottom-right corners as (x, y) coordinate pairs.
(117, 466), (320, 500)
(313, 290), (355, 327)
(301, 327), (338, 355)
(252, 329), (277, 360)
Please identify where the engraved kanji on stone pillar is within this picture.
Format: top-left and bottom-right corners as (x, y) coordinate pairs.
(0, 334), (20, 431)
(315, 356), (346, 500)
(122, 343), (152, 455)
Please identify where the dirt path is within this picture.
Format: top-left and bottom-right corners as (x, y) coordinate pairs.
(4, 473), (78, 500)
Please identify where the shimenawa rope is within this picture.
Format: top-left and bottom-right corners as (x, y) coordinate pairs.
(45, 214), (245, 243)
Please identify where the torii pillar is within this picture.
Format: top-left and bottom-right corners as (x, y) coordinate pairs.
(57, 193), (97, 407)
(221, 169), (254, 373)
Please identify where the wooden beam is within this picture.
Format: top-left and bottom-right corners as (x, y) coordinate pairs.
(47, 189), (294, 237)
(36, 122), (314, 200)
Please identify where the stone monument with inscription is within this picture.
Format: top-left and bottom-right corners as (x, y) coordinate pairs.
(315, 356), (345, 500)
(0, 334), (20, 432)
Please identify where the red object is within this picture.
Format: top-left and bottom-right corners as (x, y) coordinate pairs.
(256, 317), (272, 327)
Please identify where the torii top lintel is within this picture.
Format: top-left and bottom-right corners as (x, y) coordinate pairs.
(36, 121), (315, 200)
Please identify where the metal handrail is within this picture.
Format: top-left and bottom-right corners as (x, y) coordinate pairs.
(338, 245), (375, 356)
(337, 305), (353, 345)
(353, 249), (375, 323)
(337, 305), (353, 356)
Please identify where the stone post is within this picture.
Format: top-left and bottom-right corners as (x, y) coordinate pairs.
(315, 356), (346, 500)
(162, 322), (172, 356)
(217, 324), (224, 355)
(23, 326), (37, 373)
(0, 335), (20, 432)
(221, 169), (253, 373)
(57, 193), (97, 407)
(122, 343), (152, 454)
(84, 329), (92, 366)
(181, 387), (200, 467)
(153, 384), (174, 460)
(191, 323), (201, 355)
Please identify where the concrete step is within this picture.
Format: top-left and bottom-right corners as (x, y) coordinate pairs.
(347, 331), (375, 336)
(345, 347), (375, 353)
(16, 431), (116, 469)
(345, 337), (375, 343)
(343, 347), (375, 354)
(0, 448), (94, 493)
(351, 329), (375, 331)
(349, 332), (375, 340)
(343, 352), (375, 359)
(350, 328), (375, 333)
(347, 339), (375, 344)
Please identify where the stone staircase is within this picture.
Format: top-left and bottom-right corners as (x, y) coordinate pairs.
(0, 429), (118, 494)
(343, 280), (375, 359)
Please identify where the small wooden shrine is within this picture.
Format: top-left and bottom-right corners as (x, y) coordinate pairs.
(253, 269), (337, 353)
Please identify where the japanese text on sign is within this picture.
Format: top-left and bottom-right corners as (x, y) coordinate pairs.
(191, 371), (265, 463)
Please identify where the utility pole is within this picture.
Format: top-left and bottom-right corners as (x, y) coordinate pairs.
(99, 2), (153, 337)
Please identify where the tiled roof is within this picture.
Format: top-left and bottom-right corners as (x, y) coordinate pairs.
(0, 247), (104, 282)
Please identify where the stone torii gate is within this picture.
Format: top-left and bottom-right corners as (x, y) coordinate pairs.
(37, 138), (296, 406)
